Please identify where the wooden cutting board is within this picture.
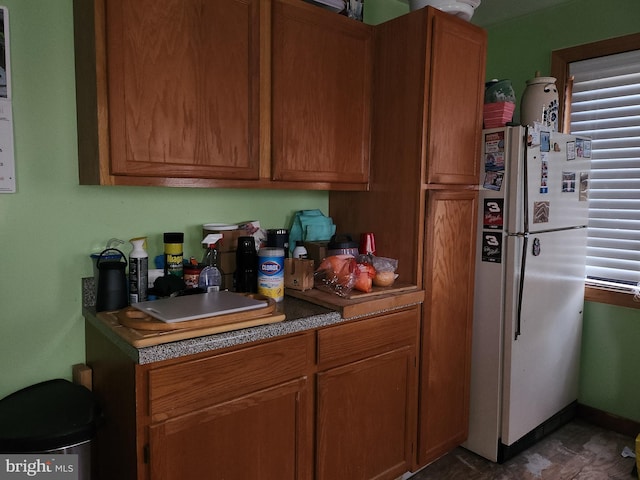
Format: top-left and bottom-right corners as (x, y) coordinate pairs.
(286, 283), (423, 319)
(95, 295), (285, 347)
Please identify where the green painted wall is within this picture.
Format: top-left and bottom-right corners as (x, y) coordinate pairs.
(0, 0), (328, 399)
(581, 302), (640, 423)
(367, 0), (640, 422)
(482, 0), (640, 124)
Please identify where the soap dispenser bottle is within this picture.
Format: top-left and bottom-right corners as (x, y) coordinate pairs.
(129, 237), (148, 303)
(199, 234), (224, 292)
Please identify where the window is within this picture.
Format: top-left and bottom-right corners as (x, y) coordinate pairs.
(570, 50), (640, 290)
(552, 34), (640, 305)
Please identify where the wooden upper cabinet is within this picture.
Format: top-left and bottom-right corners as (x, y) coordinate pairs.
(425, 10), (486, 185)
(107, 0), (260, 181)
(74, 0), (261, 187)
(74, 0), (371, 189)
(270, 0), (373, 187)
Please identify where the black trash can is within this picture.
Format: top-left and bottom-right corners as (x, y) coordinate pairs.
(0, 379), (100, 480)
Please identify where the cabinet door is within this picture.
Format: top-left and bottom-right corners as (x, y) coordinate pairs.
(317, 350), (414, 480)
(149, 377), (311, 480)
(417, 189), (478, 466)
(316, 309), (419, 480)
(425, 10), (486, 185)
(106, 0), (260, 180)
(271, 0), (373, 187)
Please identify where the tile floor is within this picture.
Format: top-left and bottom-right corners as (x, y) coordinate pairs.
(408, 419), (638, 479)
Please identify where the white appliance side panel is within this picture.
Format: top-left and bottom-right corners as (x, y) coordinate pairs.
(464, 204), (506, 461)
(504, 126), (526, 235)
(501, 227), (587, 445)
(525, 129), (591, 232)
(464, 126), (520, 461)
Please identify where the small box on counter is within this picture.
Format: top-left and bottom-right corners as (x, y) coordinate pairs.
(303, 241), (329, 268)
(285, 258), (315, 291)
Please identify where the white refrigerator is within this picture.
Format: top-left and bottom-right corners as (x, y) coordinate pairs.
(464, 125), (592, 462)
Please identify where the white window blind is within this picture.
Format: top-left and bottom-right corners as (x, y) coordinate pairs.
(570, 50), (640, 289)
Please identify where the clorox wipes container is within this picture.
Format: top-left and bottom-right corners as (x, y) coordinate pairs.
(258, 247), (285, 302)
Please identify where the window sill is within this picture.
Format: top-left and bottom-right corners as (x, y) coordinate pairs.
(585, 285), (640, 309)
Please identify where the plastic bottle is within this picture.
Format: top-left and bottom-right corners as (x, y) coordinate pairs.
(235, 236), (258, 293)
(129, 237), (148, 304)
(292, 241), (308, 259)
(199, 234), (224, 292)
(164, 232), (184, 278)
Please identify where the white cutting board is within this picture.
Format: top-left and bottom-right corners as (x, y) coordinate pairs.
(131, 291), (268, 323)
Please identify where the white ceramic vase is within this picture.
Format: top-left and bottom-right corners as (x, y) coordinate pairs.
(520, 75), (559, 131)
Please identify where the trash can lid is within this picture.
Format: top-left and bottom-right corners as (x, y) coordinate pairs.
(0, 379), (100, 452)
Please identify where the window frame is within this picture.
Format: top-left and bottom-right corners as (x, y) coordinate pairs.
(551, 32), (640, 309)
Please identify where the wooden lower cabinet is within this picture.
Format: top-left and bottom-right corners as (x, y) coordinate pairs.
(86, 305), (420, 480)
(148, 377), (309, 479)
(144, 334), (314, 479)
(86, 326), (315, 480)
(417, 190), (478, 466)
(316, 307), (420, 480)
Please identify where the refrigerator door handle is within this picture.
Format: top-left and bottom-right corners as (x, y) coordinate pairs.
(514, 232), (529, 340)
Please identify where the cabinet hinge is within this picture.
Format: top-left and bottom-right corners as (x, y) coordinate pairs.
(143, 444), (150, 464)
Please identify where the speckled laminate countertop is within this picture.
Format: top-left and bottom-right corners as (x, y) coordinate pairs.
(82, 277), (422, 365)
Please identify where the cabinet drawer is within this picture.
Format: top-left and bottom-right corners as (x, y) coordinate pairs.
(148, 333), (314, 421)
(317, 307), (419, 369)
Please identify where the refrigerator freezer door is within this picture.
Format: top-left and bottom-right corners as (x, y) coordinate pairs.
(525, 130), (591, 232)
(480, 126), (526, 236)
(501, 226), (587, 446)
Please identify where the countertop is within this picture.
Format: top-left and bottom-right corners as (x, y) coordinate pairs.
(82, 278), (423, 365)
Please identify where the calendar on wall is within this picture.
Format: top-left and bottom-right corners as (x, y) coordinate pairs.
(0, 6), (15, 194)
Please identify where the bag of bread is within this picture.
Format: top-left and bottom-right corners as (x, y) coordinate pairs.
(314, 255), (357, 297)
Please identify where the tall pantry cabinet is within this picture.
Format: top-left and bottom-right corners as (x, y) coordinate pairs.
(329, 6), (486, 468)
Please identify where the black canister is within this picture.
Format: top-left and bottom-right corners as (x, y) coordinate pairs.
(95, 248), (128, 312)
(266, 229), (289, 257)
(235, 236), (258, 293)
(327, 234), (359, 257)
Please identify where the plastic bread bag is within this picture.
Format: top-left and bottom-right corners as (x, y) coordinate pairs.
(314, 255), (357, 297)
(370, 256), (398, 287)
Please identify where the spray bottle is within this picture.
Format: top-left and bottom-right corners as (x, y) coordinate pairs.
(129, 237), (148, 303)
(199, 234), (224, 292)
